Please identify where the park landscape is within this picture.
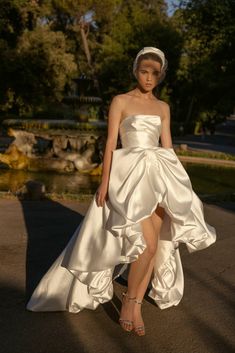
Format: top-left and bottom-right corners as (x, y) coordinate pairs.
(0, 1), (235, 353)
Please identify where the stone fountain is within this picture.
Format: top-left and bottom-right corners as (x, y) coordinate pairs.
(0, 75), (107, 174)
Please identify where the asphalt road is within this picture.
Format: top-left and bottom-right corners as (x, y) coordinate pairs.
(0, 198), (235, 353)
(174, 116), (235, 155)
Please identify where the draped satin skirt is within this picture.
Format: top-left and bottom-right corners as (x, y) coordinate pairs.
(27, 147), (216, 312)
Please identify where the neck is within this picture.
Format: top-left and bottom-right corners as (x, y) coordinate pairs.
(134, 85), (155, 99)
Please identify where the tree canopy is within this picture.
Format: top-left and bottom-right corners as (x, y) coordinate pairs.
(172, 0), (235, 123)
(0, 0), (234, 127)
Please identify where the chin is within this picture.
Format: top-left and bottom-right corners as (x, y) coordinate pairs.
(144, 86), (153, 92)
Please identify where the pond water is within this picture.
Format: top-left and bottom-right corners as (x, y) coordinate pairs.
(0, 169), (100, 195)
(0, 163), (234, 197)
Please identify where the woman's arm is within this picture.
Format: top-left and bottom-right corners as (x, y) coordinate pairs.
(96, 95), (123, 207)
(160, 102), (173, 148)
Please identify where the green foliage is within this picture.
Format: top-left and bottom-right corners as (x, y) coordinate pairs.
(17, 27), (77, 105)
(0, 0), (183, 116)
(172, 0), (235, 123)
(95, 0), (182, 102)
(0, 0), (29, 46)
(0, 0), (234, 123)
(0, 1), (77, 116)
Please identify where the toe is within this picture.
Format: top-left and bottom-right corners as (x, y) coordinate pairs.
(135, 326), (145, 336)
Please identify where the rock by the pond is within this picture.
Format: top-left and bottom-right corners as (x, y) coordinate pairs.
(8, 128), (37, 157)
(0, 134), (99, 173)
(180, 144), (188, 151)
(0, 144), (75, 172)
(15, 180), (46, 200)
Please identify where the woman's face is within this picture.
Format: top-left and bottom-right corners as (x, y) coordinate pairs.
(135, 59), (162, 92)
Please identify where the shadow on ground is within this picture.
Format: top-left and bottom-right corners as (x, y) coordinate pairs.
(21, 198), (84, 301)
(0, 198), (235, 353)
(0, 285), (89, 353)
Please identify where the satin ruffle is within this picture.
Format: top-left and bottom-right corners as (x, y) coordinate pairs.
(27, 115), (216, 312)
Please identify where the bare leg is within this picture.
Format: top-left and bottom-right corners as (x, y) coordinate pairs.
(135, 207), (165, 301)
(133, 207), (165, 331)
(119, 214), (158, 331)
(128, 213), (161, 296)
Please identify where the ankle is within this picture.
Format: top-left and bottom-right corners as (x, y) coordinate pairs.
(122, 292), (136, 301)
(135, 298), (143, 304)
(133, 298), (143, 312)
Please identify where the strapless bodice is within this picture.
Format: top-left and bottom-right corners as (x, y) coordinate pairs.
(119, 115), (162, 148)
(26, 110), (216, 315)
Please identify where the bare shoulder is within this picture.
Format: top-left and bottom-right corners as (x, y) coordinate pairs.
(108, 94), (129, 127)
(158, 99), (170, 111)
(109, 93), (133, 119)
(111, 93), (130, 104)
(158, 99), (170, 121)
(109, 94), (123, 111)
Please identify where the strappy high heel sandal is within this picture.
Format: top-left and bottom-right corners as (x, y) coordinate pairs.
(133, 298), (145, 336)
(119, 292), (136, 332)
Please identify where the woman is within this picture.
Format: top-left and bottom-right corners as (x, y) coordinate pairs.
(27, 47), (216, 337)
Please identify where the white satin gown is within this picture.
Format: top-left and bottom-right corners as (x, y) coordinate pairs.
(27, 114), (216, 312)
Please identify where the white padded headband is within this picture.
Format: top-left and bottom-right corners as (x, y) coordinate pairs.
(133, 47), (166, 76)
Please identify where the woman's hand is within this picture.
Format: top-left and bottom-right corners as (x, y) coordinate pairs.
(95, 182), (109, 207)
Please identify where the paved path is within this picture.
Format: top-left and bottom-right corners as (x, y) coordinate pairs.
(174, 116), (235, 155)
(0, 198), (235, 353)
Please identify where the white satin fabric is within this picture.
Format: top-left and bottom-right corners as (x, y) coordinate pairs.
(27, 115), (216, 312)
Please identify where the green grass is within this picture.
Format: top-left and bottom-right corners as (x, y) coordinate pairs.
(176, 149), (235, 161)
(186, 163), (235, 195)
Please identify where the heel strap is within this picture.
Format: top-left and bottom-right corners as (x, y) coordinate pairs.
(135, 298), (143, 305)
(122, 292), (136, 301)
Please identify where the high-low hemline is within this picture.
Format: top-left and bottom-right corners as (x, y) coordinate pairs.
(26, 115), (216, 313)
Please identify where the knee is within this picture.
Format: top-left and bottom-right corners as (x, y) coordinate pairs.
(145, 243), (157, 258)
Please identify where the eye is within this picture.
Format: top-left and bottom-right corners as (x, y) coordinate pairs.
(154, 71), (161, 76)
